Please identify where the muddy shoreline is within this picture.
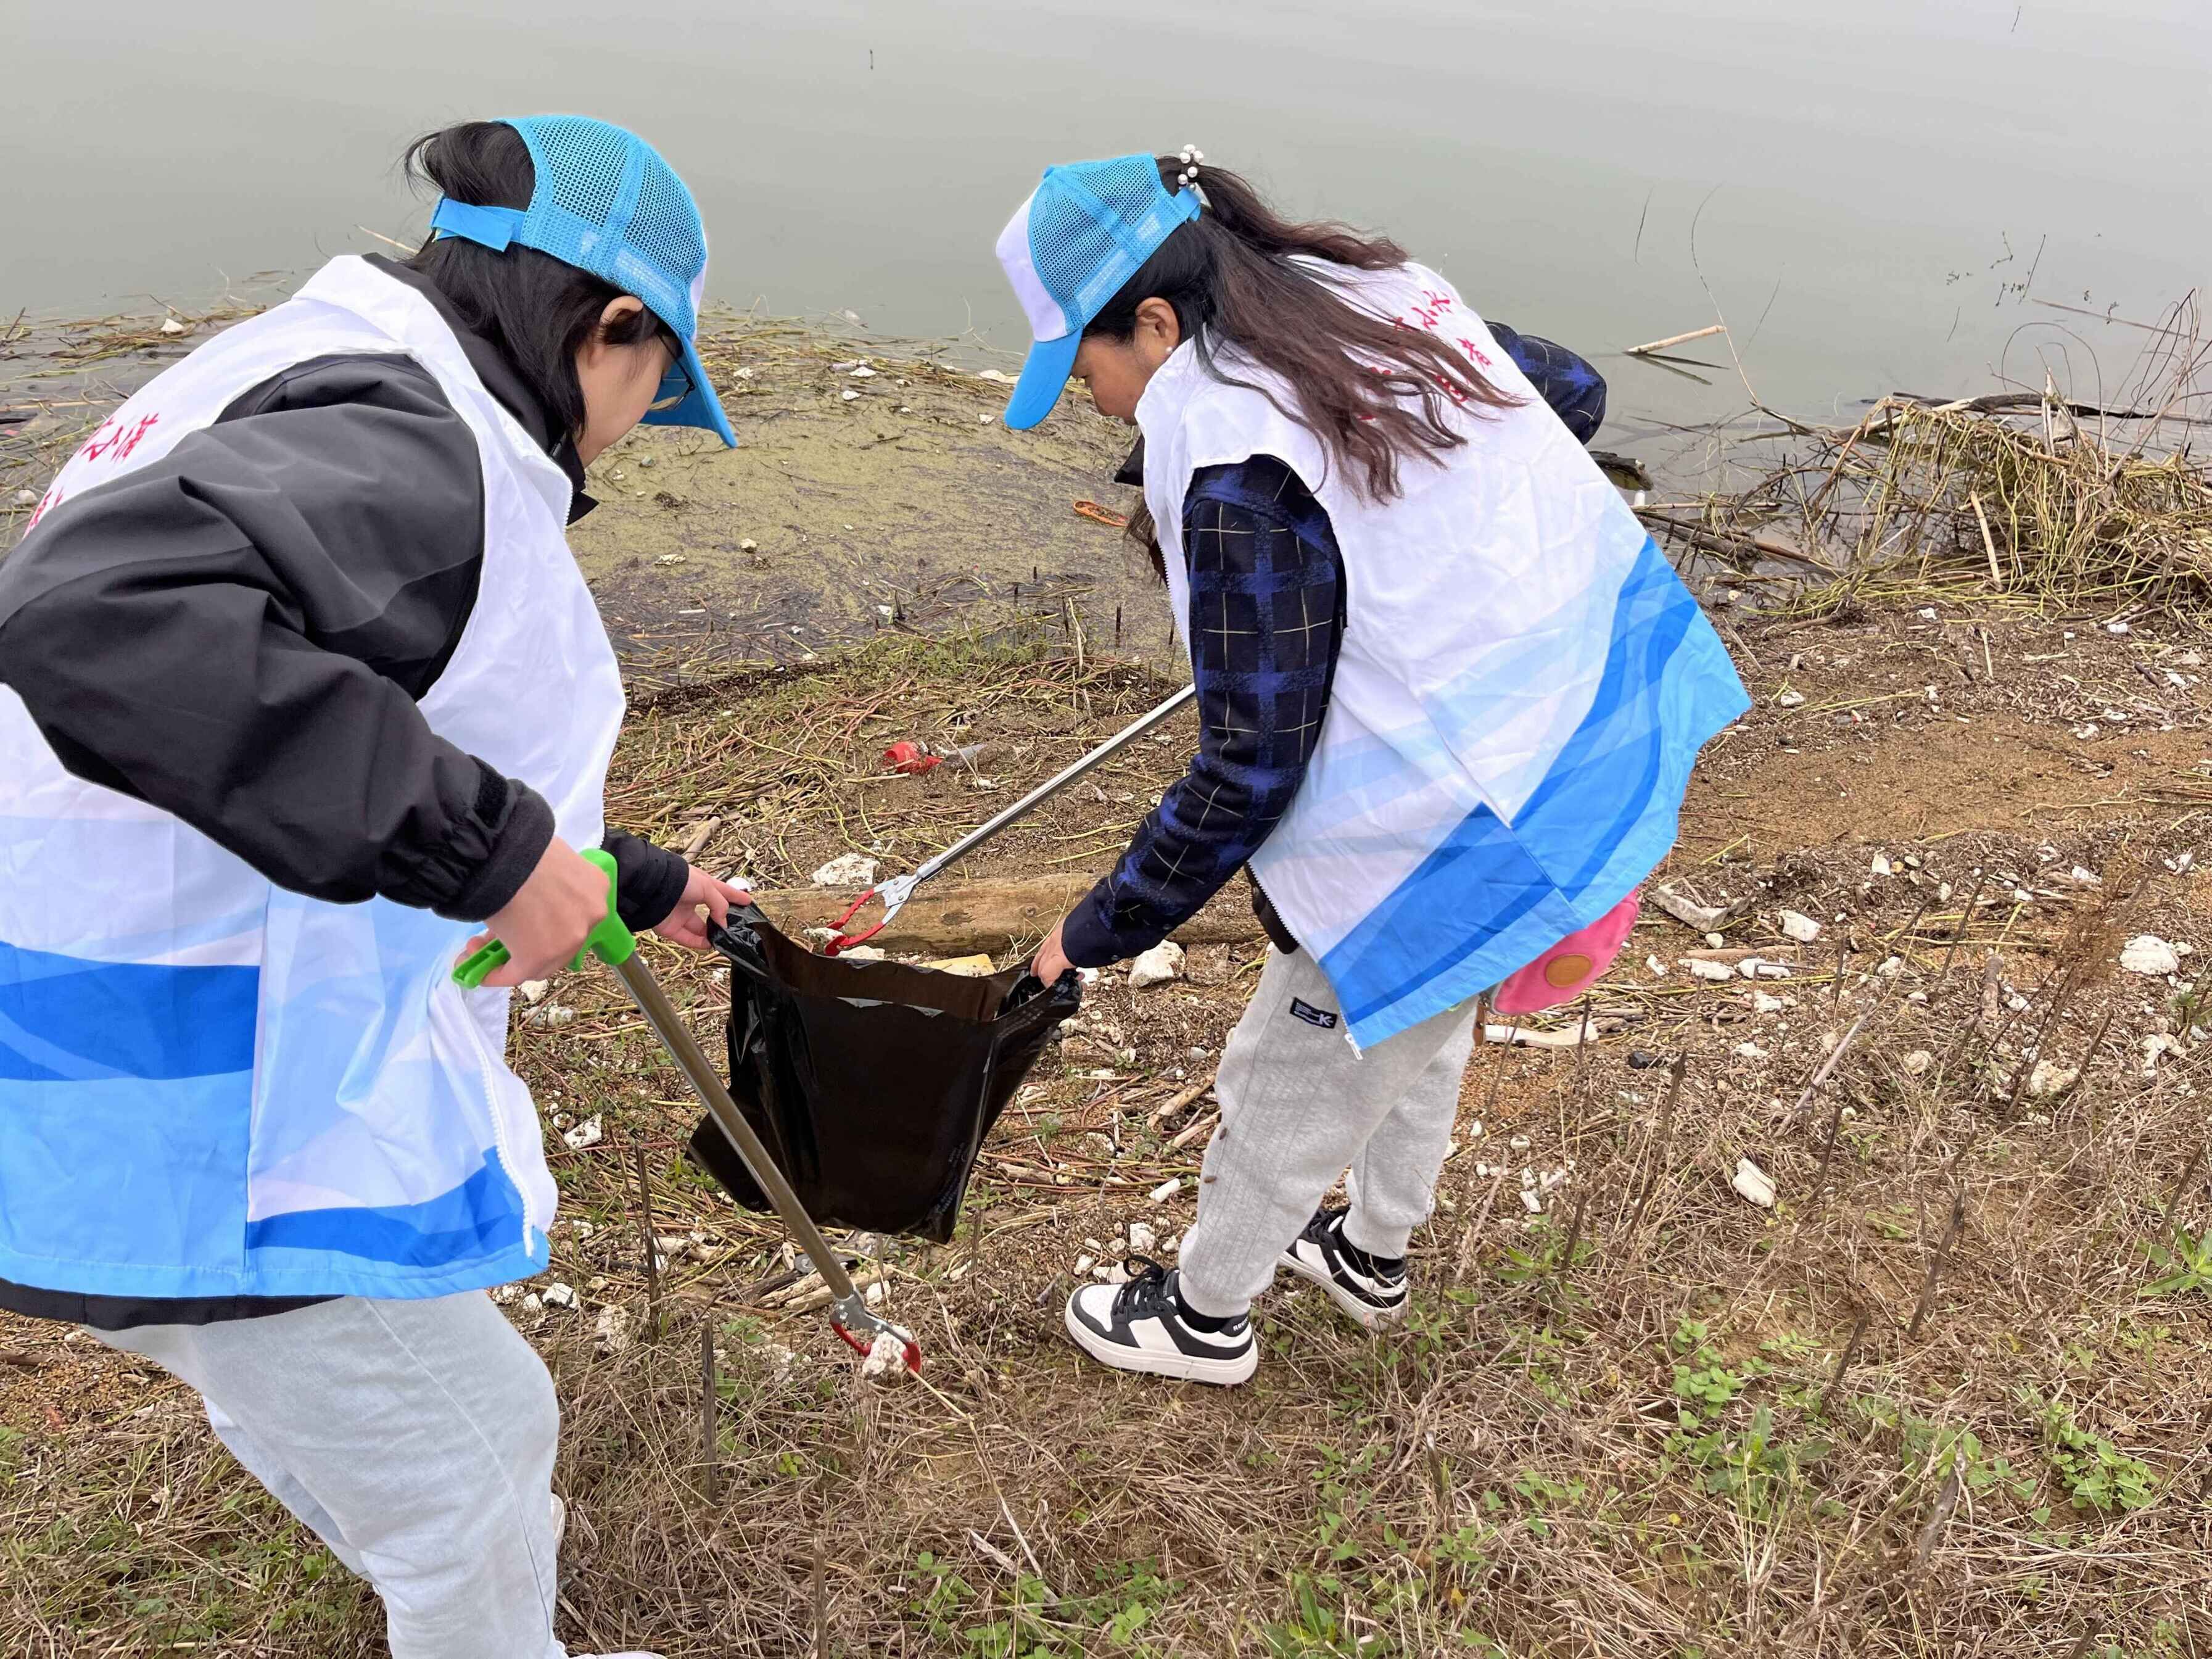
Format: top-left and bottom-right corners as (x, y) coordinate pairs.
(2, 302), (1176, 685)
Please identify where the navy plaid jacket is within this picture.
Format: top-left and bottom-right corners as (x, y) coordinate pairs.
(1059, 323), (1604, 967)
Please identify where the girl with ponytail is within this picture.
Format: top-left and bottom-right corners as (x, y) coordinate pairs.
(992, 152), (1744, 1385)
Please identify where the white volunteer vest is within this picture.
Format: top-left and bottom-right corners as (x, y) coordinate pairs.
(1136, 262), (1747, 1047)
(0, 257), (626, 1301)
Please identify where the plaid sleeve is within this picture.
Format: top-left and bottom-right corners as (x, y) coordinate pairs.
(1059, 456), (1343, 968)
(1485, 321), (1606, 444)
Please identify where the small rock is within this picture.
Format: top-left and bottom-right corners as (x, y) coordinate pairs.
(521, 1293), (543, 1314)
(2028, 1060), (2079, 1098)
(1734, 1041), (1770, 1060)
(1127, 1221), (1157, 1254)
(2070, 866), (2102, 886)
(1902, 1049), (1934, 1074)
(849, 365), (877, 378)
(593, 1305), (632, 1354)
(1779, 909), (1822, 943)
(1508, 1134), (1531, 1151)
(526, 1003), (576, 1028)
(1149, 1177), (1182, 1204)
(159, 315), (188, 335)
(739, 537), (759, 552)
(561, 1115), (603, 1151)
(841, 389), (860, 402)
(2119, 935), (2181, 976)
(9, 489), (37, 508)
(1751, 990), (1784, 1014)
(1870, 853), (1893, 877)
(541, 1282), (577, 1310)
(858, 1329), (911, 1381)
(517, 979), (550, 1004)
(811, 852), (878, 888)
(1731, 1157), (1777, 1207)
(1519, 1189), (1545, 1214)
(1073, 1254), (1096, 1274)
(490, 1283), (522, 1305)
(1686, 959), (1736, 982)
(1129, 941), (1186, 989)
(1646, 954), (1669, 977)
(1776, 690), (1806, 708)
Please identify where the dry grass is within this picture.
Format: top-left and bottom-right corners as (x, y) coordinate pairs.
(6, 631), (2210, 1658)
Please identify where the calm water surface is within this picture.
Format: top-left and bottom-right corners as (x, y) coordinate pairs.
(6, 0), (2209, 451)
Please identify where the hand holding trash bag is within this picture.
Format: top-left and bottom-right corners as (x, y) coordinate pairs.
(1031, 915), (1075, 988)
(651, 864), (754, 949)
(462, 837), (748, 985)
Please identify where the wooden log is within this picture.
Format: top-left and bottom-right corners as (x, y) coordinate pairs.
(741, 874), (1265, 956)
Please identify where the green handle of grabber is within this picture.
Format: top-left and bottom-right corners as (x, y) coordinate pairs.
(451, 846), (635, 990)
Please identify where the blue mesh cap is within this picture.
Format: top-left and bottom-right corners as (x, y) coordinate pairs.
(427, 115), (735, 447)
(993, 154), (1201, 429)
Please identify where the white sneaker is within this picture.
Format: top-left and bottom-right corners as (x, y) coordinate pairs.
(1064, 1260), (1257, 1385)
(1277, 1204), (1410, 1329)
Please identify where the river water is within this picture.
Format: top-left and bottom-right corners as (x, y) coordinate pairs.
(6, 0), (2209, 453)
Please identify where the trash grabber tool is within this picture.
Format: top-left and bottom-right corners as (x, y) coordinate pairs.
(454, 849), (920, 1372)
(823, 681), (1198, 955)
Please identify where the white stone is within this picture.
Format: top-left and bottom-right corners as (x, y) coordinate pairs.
(858, 1329), (911, 1381)
(1734, 1041), (1770, 1060)
(593, 1304), (632, 1354)
(561, 1115), (603, 1151)
(1127, 1221), (1157, 1254)
(1073, 1254), (1096, 1275)
(1902, 1049), (1934, 1075)
(2028, 1060), (2079, 1098)
(2120, 935), (2181, 976)
(520, 1293), (542, 1314)
(9, 489), (38, 508)
(159, 315), (188, 335)
(1519, 1188), (1545, 1214)
(1870, 853), (1893, 877)
(811, 852), (878, 888)
(1731, 1157), (1777, 1207)
(2070, 867), (2102, 886)
(848, 365), (877, 378)
(541, 1282), (577, 1310)
(1686, 959), (1736, 982)
(1780, 910), (1822, 943)
(1751, 990), (1785, 1015)
(1129, 941), (1186, 989)
(517, 979), (550, 1004)
(1646, 954), (1669, 977)
(1776, 690), (1806, 708)
(1149, 1177), (1181, 1204)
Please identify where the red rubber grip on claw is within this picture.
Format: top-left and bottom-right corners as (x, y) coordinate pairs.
(821, 888), (886, 957)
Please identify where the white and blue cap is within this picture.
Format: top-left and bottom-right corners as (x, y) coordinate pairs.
(994, 153), (1202, 429)
(427, 115), (737, 447)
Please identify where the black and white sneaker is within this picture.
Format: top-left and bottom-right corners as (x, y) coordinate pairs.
(1063, 1259), (1258, 1385)
(1278, 1206), (1410, 1329)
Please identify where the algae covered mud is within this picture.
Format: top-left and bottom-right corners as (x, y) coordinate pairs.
(1, 305), (1166, 684)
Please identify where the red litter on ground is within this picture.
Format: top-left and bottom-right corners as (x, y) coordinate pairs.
(882, 741), (941, 776)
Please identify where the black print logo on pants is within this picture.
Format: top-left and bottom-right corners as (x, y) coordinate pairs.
(1289, 998), (1340, 1030)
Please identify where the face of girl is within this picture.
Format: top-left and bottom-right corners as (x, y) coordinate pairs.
(575, 296), (679, 464)
(1070, 297), (1183, 423)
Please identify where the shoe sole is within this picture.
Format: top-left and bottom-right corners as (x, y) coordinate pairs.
(1276, 1249), (1409, 1331)
(1062, 1298), (1258, 1385)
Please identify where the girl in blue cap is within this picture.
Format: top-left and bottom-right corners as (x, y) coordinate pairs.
(0, 118), (739, 1657)
(994, 152), (1747, 1385)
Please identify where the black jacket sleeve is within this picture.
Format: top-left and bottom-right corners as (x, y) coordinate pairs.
(602, 828), (691, 933)
(0, 355), (553, 921)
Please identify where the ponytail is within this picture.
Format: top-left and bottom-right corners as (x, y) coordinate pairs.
(1089, 157), (1519, 516)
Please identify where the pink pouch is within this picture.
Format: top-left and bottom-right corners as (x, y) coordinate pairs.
(1489, 892), (1641, 1017)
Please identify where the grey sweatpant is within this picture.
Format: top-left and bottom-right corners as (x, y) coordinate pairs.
(96, 1291), (569, 1659)
(1176, 946), (1481, 1319)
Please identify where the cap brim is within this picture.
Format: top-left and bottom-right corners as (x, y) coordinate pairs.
(640, 335), (737, 447)
(1001, 331), (1081, 430)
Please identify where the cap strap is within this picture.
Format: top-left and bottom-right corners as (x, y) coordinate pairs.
(429, 197), (526, 252)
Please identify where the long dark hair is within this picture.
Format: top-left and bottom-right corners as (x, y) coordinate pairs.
(400, 121), (676, 443)
(1094, 157), (1519, 572)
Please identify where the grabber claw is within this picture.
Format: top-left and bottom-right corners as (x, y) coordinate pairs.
(821, 873), (918, 958)
(831, 1292), (923, 1374)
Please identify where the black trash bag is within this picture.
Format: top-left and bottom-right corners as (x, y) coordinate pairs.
(688, 906), (1080, 1242)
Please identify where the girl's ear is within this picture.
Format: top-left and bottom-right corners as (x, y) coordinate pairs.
(1134, 296), (1182, 354)
(597, 296), (646, 336)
